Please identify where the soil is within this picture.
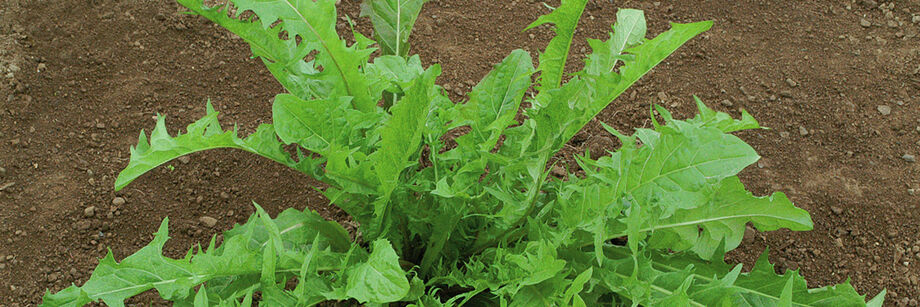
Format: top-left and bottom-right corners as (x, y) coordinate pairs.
(1, 0), (918, 305)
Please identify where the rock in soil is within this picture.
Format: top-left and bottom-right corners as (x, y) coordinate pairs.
(878, 105), (891, 115)
(83, 206), (95, 218)
(111, 197), (126, 206)
(199, 216), (218, 227)
(903, 154), (916, 163)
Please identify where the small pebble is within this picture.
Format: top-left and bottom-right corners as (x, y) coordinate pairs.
(799, 126), (809, 136)
(903, 154), (916, 163)
(860, 18), (872, 28)
(199, 216), (218, 227)
(877, 105), (891, 115)
(83, 206), (96, 218)
(111, 197), (126, 206)
(779, 90), (793, 98)
(551, 165), (566, 177)
(720, 99), (733, 107)
(785, 78), (798, 87)
(220, 191), (230, 199)
(831, 206), (844, 215)
(178, 156), (190, 164)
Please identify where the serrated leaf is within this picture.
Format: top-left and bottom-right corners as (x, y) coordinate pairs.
(584, 9), (645, 75)
(41, 209), (351, 307)
(526, 0), (588, 90)
(597, 247), (882, 307)
(648, 176), (812, 259)
(369, 65), (440, 232)
(231, 0), (376, 112)
(456, 49), (534, 152)
(345, 239), (410, 303)
(177, 0), (322, 100)
(271, 95), (354, 152)
(114, 103), (296, 191)
(360, 0), (428, 57)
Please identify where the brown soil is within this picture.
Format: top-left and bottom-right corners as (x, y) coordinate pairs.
(1, 0), (918, 305)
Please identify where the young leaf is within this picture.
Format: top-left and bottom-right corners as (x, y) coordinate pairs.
(360, 0), (429, 57)
(369, 65), (440, 232)
(456, 49), (534, 152)
(526, 0), (588, 90)
(114, 103), (297, 191)
(345, 239), (411, 303)
(583, 9), (645, 75)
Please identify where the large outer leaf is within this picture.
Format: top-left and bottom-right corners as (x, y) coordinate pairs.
(564, 103), (810, 260)
(648, 176), (812, 259)
(231, 0), (376, 112)
(345, 239), (411, 303)
(114, 103), (296, 191)
(360, 0), (428, 57)
(595, 247), (885, 307)
(41, 208), (353, 306)
(526, 0), (588, 90)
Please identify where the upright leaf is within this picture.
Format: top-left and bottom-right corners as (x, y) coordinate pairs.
(526, 0), (588, 90)
(361, 0), (429, 57)
(370, 65), (440, 222)
(456, 49), (534, 151)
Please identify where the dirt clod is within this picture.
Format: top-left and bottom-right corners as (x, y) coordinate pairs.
(111, 197), (125, 206)
(199, 216), (218, 228)
(83, 206), (95, 218)
(878, 105), (892, 115)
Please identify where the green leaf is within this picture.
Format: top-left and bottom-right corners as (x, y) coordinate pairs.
(42, 208), (352, 307)
(526, 0), (588, 90)
(365, 55), (426, 93)
(345, 239), (410, 303)
(360, 0), (429, 57)
(369, 65), (440, 227)
(688, 96), (761, 132)
(648, 176), (812, 259)
(194, 285), (209, 307)
(584, 9), (645, 75)
(597, 247), (882, 307)
(271, 95), (354, 152)
(456, 49), (534, 152)
(114, 102), (297, 191)
(177, 0), (321, 100)
(231, 0), (376, 112)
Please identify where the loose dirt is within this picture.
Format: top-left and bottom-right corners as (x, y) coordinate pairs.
(1, 0), (918, 305)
